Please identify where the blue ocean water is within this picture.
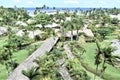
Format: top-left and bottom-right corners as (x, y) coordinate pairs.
(25, 7), (91, 15)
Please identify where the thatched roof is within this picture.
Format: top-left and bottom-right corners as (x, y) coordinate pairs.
(16, 29), (42, 39)
(35, 24), (43, 28)
(66, 17), (71, 21)
(16, 21), (27, 26)
(28, 30), (42, 39)
(16, 30), (24, 37)
(27, 19), (36, 24)
(111, 39), (120, 56)
(110, 14), (120, 20)
(44, 23), (60, 28)
(0, 27), (7, 35)
(83, 29), (94, 37)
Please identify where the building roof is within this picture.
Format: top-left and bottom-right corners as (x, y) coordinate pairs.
(0, 27), (7, 35)
(27, 19), (36, 24)
(63, 30), (83, 37)
(16, 29), (42, 39)
(35, 24), (43, 28)
(44, 23), (60, 28)
(16, 21), (28, 26)
(83, 29), (94, 37)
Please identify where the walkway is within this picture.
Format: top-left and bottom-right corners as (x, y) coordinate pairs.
(7, 37), (59, 80)
(64, 42), (75, 59)
(57, 59), (73, 80)
(56, 41), (75, 80)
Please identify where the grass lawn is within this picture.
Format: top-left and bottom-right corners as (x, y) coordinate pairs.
(0, 36), (7, 48)
(0, 38), (43, 80)
(81, 39), (120, 80)
(105, 35), (118, 40)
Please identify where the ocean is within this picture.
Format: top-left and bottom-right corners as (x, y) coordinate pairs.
(25, 8), (91, 15)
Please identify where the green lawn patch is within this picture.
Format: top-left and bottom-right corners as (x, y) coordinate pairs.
(0, 41), (43, 80)
(81, 41), (120, 80)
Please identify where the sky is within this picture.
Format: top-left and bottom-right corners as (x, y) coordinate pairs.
(0, 0), (120, 8)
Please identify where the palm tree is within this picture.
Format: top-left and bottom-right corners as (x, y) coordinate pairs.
(71, 17), (84, 40)
(7, 60), (19, 70)
(22, 66), (40, 80)
(0, 48), (11, 75)
(94, 40), (118, 79)
(99, 45), (117, 79)
(71, 10), (78, 17)
(64, 20), (75, 41)
(94, 41), (102, 80)
(54, 13), (65, 23)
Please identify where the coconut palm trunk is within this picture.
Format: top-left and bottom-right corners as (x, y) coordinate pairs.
(76, 28), (79, 40)
(99, 58), (106, 80)
(94, 64), (99, 80)
(71, 30), (73, 41)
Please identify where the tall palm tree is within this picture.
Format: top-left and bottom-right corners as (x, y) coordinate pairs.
(63, 20), (75, 41)
(99, 45), (117, 79)
(94, 41), (118, 80)
(94, 41), (102, 80)
(71, 17), (84, 40)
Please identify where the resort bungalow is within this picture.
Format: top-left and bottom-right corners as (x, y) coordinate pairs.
(27, 19), (36, 24)
(16, 29), (42, 39)
(62, 29), (94, 41)
(28, 30), (42, 39)
(83, 29), (94, 37)
(109, 14), (120, 20)
(44, 23), (60, 29)
(16, 30), (24, 37)
(16, 21), (28, 27)
(62, 30), (83, 40)
(0, 27), (7, 36)
(35, 24), (43, 28)
(44, 23), (61, 35)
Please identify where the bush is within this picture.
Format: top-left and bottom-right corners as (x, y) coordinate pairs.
(40, 32), (49, 40)
(34, 35), (41, 41)
(96, 27), (114, 39)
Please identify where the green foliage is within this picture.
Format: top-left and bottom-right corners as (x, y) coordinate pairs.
(22, 66), (40, 80)
(66, 59), (90, 80)
(96, 27), (113, 40)
(33, 46), (65, 80)
(68, 41), (85, 59)
(34, 13), (53, 26)
(111, 18), (119, 24)
(0, 7), (30, 26)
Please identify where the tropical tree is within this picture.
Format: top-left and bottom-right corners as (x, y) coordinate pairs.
(0, 47), (12, 75)
(54, 12), (65, 23)
(111, 18), (119, 25)
(68, 41), (86, 59)
(96, 27), (113, 40)
(34, 13), (53, 27)
(7, 60), (19, 70)
(94, 41), (118, 80)
(61, 20), (75, 41)
(22, 66), (40, 80)
(66, 59), (90, 80)
(71, 17), (84, 40)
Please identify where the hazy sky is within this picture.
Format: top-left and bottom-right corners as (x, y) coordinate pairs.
(0, 0), (120, 8)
